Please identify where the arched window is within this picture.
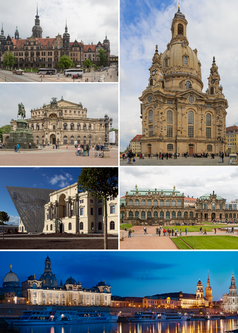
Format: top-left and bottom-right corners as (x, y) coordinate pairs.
(204, 203), (208, 209)
(129, 211), (133, 218)
(110, 221), (115, 230)
(188, 111), (194, 137)
(178, 211), (182, 218)
(42, 123), (44, 130)
(160, 211), (164, 218)
(190, 212), (193, 218)
(233, 213), (236, 218)
(63, 136), (67, 144)
(184, 212), (188, 218)
(36, 123), (40, 130)
(167, 111), (173, 137)
(147, 211), (151, 218)
(147, 200), (152, 206)
(186, 81), (191, 89)
(154, 211), (158, 218)
(68, 222), (72, 230)
(135, 199), (139, 206)
(206, 114), (212, 138)
(120, 211), (125, 219)
(166, 200), (170, 206)
(200, 203), (203, 209)
(184, 56), (188, 65)
(160, 200), (164, 207)
(167, 144), (173, 151)
(148, 110), (153, 123)
(141, 199), (145, 206)
(135, 211), (139, 218)
(141, 211), (145, 219)
(166, 211), (170, 219)
(63, 123), (67, 130)
(83, 124), (86, 130)
(77, 123), (80, 130)
(210, 87), (214, 95)
(212, 203), (216, 210)
(70, 123), (74, 130)
(220, 203), (223, 209)
(98, 222), (102, 230)
(229, 213), (232, 218)
(172, 211), (176, 218)
(225, 213), (228, 218)
(50, 224), (53, 230)
(153, 200), (158, 206)
(129, 199), (133, 206)
(177, 200), (182, 207)
(165, 58), (168, 67)
(172, 200), (176, 206)
(178, 23), (184, 35)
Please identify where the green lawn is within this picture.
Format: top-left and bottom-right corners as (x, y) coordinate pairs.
(120, 223), (133, 230)
(172, 236), (238, 249)
(172, 238), (191, 250)
(168, 224), (226, 233)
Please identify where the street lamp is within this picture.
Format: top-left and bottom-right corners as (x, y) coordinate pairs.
(100, 114), (113, 152)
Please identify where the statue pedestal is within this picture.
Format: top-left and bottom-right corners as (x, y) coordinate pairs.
(5, 119), (37, 149)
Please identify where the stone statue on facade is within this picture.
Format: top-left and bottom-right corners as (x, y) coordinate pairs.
(50, 97), (58, 108)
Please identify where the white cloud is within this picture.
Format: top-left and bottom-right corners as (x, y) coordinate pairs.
(48, 173), (74, 188)
(120, 0), (238, 149)
(9, 216), (19, 226)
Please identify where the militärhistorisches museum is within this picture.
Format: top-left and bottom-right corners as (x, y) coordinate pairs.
(3, 97), (111, 147)
(0, 6), (111, 68)
(140, 4), (228, 156)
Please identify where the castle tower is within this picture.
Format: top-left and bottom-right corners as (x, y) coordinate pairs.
(32, 3), (43, 38)
(15, 26), (19, 40)
(205, 271), (213, 303)
(63, 21), (70, 52)
(39, 255), (57, 288)
(0, 23), (6, 41)
(196, 279), (204, 299)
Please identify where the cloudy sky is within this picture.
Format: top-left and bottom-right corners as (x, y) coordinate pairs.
(120, 0), (238, 150)
(1, 251), (237, 300)
(1, 0), (118, 55)
(0, 84), (118, 128)
(0, 167), (82, 225)
(120, 166), (238, 202)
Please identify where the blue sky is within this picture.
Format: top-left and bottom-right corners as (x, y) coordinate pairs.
(0, 167), (82, 225)
(0, 251), (236, 301)
(120, 0), (238, 150)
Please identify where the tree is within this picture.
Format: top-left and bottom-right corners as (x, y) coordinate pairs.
(3, 52), (16, 69)
(97, 48), (107, 66)
(0, 211), (10, 241)
(78, 168), (118, 249)
(59, 55), (74, 69)
(0, 125), (11, 141)
(83, 59), (93, 68)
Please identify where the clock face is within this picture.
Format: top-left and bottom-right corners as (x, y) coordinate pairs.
(147, 96), (152, 103)
(152, 70), (155, 76)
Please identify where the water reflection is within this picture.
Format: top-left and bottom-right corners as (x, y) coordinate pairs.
(4, 319), (238, 333)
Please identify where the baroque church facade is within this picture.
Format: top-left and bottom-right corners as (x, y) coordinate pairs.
(140, 4), (228, 156)
(0, 6), (110, 68)
(4, 97), (109, 146)
(223, 274), (238, 313)
(120, 186), (238, 225)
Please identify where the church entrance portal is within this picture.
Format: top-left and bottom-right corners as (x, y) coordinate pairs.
(60, 223), (64, 233)
(189, 144), (194, 155)
(148, 144), (151, 155)
(50, 134), (56, 145)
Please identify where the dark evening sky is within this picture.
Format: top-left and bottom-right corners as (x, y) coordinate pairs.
(0, 251), (236, 301)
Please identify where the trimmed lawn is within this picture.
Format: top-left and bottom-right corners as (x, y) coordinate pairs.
(169, 224), (226, 233)
(173, 236), (238, 249)
(120, 223), (133, 230)
(172, 238), (191, 250)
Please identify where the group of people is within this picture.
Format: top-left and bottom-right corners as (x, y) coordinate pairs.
(14, 144), (20, 153)
(75, 144), (91, 156)
(157, 227), (187, 237)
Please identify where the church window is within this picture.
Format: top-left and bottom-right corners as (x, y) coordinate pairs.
(149, 110), (153, 123)
(167, 110), (173, 124)
(135, 211), (139, 218)
(166, 211), (170, 219)
(160, 200), (164, 207)
(129, 199), (133, 206)
(149, 125), (153, 137)
(178, 23), (184, 35)
(188, 126), (194, 137)
(160, 211), (164, 218)
(206, 128), (211, 138)
(167, 100), (173, 104)
(154, 211), (158, 218)
(210, 87), (214, 94)
(147, 211), (151, 218)
(147, 200), (152, 206)
(167, 125), (173, 137)
(186, 81), (192, 89)
(165, 58), (168, 67)
(188, 95), (194, 104)
(141, 211), (145, 219)
(206, 114), (211, 126)
(207, 145), (212, 151)
(129, 211), (133, 218)
(206, 114), (212, 138)
(135, 199), (139, 206)
(184, 56), (188, 65)
(167, 144), (173, 151)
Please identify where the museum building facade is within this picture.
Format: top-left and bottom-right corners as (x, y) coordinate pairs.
(120, 186), (238, 225)
(4, 97), (108, 146)
(139, 4), (228, 156)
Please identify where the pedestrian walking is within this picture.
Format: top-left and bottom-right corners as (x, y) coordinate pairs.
(128, 229), (132, 238)
(185, 228), (187, 235)
(158, 229), (161, 236)
(16, 143), (20, 153)
(214, 227), (216, 234)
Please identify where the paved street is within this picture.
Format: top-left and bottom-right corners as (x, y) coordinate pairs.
(0, 66), (118, 82)
(0, 146), (118, 166)
(120, 226), (238, 250)
(121, 156), (230, 166)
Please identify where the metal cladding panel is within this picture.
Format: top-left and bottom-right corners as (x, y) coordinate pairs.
(7, 186), (56, 233)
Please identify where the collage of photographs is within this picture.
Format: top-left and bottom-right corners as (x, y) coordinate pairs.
(0, 0), (238, 332)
